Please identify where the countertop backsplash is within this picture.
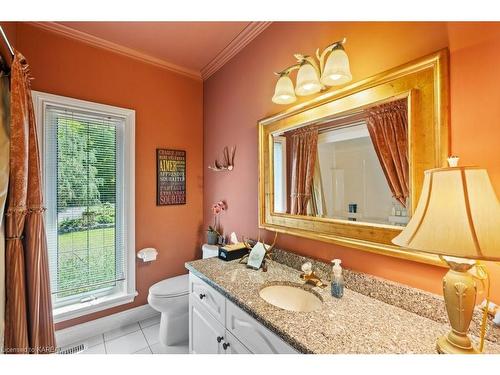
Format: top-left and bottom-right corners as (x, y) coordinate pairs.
(271, 247), (499, 344)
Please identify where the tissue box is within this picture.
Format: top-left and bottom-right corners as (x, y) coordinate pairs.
(218, 243), (249, 261)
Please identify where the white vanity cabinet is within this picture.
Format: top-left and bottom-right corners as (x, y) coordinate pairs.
(189, 295), (226, 354)
(225, 299), (297, 354)
(189, 271), (226, 324)
(223, 331), (252, 354)
(188, 273), (299, 354)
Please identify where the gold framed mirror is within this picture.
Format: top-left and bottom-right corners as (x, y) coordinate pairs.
(258, 49), (449, 266)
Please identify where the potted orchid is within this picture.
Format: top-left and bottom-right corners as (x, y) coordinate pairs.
(207, 200), (226, 245)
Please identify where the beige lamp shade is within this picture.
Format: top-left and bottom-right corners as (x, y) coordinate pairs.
(295, 63), (321, 96)
(392, 166), (500, 261)
(272, 75), (297, 104)
(320, 47), (352, 86)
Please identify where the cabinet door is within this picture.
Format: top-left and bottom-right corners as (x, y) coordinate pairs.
(223, 331), (252, 354)
(189, 273), (226, 324)
(189, 295), (225, 354)
(226, 300), (298, 354)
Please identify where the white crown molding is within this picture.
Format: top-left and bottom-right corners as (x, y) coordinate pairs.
(26, 21), (272, 82)
(27, 22), (202, 80)
(201, 22), (272, 80)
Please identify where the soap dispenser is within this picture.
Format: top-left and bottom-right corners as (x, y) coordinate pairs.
(331, 259), (344, 298)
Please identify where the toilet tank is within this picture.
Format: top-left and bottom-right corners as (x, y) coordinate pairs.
(202, 244), (219, 259)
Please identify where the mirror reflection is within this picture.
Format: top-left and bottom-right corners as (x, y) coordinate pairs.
(273, 98), (410, 226)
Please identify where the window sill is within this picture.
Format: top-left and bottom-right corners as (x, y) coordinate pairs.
(53, 291), (138, 323)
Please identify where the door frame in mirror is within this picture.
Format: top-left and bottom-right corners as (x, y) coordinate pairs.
(258, 49), (449, 267)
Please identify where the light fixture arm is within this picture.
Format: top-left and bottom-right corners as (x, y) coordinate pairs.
(274, 37), (347, 78)
(274, 63), (301, 77)
(294, 54), (321, 77)
(316, 37), (347, 74)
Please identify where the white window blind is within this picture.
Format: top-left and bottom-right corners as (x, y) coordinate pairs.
(44, 105), (126, 306)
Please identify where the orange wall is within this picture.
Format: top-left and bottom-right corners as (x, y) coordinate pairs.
(14, 23), (204, 329)
(203, 22), (500, 303)
(448, 22), (500, 301)
(3, 21), (500, 329)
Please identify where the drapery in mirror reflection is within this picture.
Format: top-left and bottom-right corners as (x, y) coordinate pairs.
(366, 99), (409, 207)
(273, 97), (410, 227)
(288, 126), (319, 216)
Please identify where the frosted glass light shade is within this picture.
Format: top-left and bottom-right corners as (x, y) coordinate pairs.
(392, 166), (500, 261)
(295, 64), (321, 96)
(272, 75), (297, 104)
(320, 48), (352, 86)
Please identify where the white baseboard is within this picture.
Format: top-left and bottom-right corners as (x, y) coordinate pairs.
(55, 303), (158, 348)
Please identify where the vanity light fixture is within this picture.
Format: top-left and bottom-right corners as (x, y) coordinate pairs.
(295, 62), (322, 96)
(271, 37), (352, 105)
(319, 42), (352, 86)
(272, 74), (297, 105)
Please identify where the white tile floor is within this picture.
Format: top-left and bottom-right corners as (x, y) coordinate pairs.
(61, 314), (189, 354)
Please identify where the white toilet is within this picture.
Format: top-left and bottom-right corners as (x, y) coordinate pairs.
(147, 244), (219, 346)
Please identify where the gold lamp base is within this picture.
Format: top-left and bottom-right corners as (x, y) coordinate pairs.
(437, 335), (479, 354)
(437, 257), (480, 354)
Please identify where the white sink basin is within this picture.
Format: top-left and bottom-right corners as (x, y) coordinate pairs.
(259, 284), (323, 312)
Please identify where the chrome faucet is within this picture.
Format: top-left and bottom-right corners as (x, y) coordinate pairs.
(300, 262), (327, 288)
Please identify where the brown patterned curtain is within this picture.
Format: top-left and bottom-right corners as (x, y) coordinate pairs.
(366, 99), (409, 207)
(307, 156), (327, 217)
(289, 127), (319, 215)
(4, 51), (55, 354)
(0, 71), (10, 351)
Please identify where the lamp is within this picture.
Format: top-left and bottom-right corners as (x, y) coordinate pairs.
(392, 157), (500, 354)
(271, 37), (352, 104)
(272, 74), (297, 105)
(295, 62), (322, 96)
(320, 44), (352, 86)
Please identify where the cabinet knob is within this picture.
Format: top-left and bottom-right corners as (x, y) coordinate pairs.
(216, 336), (224, 343)
(199, 293), (206, 300)
(223, 342), (230, 350)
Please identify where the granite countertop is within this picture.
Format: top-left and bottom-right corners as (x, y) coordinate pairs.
(185, 257), (500, 354)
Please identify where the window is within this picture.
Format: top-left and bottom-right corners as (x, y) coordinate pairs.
(33, 91), (136, 322)
(273, 136), (287, 213)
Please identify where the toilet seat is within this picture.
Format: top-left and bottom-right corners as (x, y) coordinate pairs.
(149, 274), (189, 298)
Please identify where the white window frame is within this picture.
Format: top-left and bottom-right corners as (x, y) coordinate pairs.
(32, 91), (136, 323)
(273, 136), (287, 213)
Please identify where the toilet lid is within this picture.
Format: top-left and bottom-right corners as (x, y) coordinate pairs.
(149, 274), (189, 298)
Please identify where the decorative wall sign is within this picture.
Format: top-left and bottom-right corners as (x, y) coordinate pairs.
(156, 149), (186, 205)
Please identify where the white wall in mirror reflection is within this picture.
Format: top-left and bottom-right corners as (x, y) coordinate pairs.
(273, 122), (410, 226)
